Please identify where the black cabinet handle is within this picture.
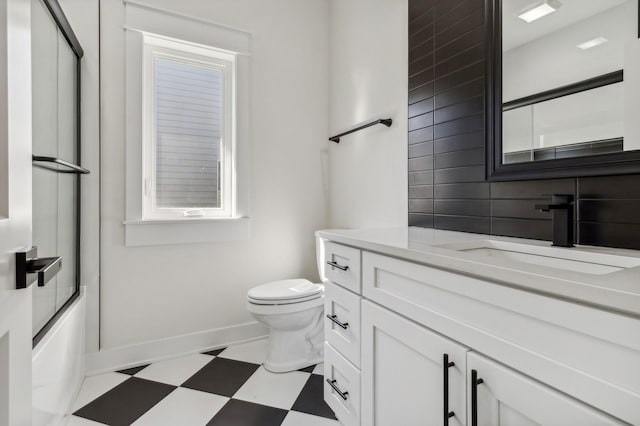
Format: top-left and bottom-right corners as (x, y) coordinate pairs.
(443, 353), (455, 424)
(326, 379), (349, 400)
(326, 314), (349, 329)
(326, 260), (349, 271)
(471, 369), (484, 426)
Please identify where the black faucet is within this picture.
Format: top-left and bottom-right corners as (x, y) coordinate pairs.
(535, 194), (574, 247)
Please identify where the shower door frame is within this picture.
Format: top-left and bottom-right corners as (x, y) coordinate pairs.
(32, 0), (84, 347)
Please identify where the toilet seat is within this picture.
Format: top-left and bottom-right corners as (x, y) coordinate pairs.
(247, 294), (324, 315)
(247, 279), (323, 305)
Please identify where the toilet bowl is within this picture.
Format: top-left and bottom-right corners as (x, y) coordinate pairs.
(247, 278), (324, 373)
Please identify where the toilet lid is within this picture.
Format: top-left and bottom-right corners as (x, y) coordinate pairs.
(248, 279), (323, 302)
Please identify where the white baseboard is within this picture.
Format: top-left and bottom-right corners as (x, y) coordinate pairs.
(86, 321), (268, 376)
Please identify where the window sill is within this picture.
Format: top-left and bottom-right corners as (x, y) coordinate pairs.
(124, 217), (249, 247)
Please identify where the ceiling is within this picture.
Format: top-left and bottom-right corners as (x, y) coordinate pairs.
(502, 0), (630, 52)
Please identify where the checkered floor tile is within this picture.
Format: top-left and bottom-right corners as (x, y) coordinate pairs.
(67, 339), (338, 426)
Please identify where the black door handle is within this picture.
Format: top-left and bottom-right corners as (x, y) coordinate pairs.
(471, 369), (484, 426)
(443, 353), (455, 424)
(31, 257), (63, 287)
(16, 247), (62, 289)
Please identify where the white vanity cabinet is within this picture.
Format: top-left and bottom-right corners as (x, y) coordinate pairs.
(318, 230), (640, 426)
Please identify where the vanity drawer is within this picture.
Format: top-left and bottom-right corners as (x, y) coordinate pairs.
(325, 282), (361, 368)
(324, 242), (361, 294)
(324, 342), (360, 426)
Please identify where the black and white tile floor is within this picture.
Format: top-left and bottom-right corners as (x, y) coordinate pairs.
(65, 339), (338, 426)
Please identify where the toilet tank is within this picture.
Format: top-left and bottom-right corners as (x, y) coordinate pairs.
(315, 234), (328, 283)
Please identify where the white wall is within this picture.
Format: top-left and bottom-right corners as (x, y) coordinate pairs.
(328, 0), (408, 229)
(100, 0), (329, 349)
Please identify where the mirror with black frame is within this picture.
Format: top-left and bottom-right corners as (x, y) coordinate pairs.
(487, 0), (640, 180)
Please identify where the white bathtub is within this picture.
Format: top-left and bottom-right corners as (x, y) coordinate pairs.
(32, 291), (86, 426)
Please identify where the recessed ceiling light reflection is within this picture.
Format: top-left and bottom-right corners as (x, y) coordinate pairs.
(577, 37), (609, 50)
(517, 0), (562, 23)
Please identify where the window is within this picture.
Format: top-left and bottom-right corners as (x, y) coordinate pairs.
(142, 34), (236, 219)
(123, 2), (250, 246)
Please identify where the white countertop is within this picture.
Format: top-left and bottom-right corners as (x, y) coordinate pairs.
(316, 227), (640, 317)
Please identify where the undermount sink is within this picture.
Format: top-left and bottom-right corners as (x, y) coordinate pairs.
(434, 240), (640, 275)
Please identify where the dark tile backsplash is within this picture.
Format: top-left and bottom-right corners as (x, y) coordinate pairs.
(408, 0), (640, 250)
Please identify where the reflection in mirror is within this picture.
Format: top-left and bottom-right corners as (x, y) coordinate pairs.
(501, 0), (639, 164)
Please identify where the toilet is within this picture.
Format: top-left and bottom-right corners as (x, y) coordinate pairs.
(247, 278), (325, 373)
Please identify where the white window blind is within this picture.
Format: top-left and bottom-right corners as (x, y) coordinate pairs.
(154, 58), (222, 209)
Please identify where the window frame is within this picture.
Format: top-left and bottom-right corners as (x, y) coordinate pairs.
(141, 34), (237, 220)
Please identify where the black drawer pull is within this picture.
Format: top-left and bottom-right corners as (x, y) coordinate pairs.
(443, 353), (455, 424)
(471, 369), (484, 426)
(326, 314), (349, 329)
(326, 379), (349, 400)
(326, 260), (349, 271)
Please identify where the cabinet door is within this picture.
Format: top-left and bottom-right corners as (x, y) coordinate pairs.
(467, 352), (625, 426)
(361, 300), (468, 426)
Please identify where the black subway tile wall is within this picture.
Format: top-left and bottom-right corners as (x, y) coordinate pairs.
(577, 176), (640, 249)
(408, 0), (640, 250)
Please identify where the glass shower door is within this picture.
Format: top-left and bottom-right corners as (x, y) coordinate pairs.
(31, 0), (86, 343)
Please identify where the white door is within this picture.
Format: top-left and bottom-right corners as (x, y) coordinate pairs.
(467, 352), (625, 426)
(0, 0), (33, 425)
(361, 300), (468, 426)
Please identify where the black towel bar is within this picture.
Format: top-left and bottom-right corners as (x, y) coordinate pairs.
(329, 118), (392, 143)
(33, 155), (90, 174)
